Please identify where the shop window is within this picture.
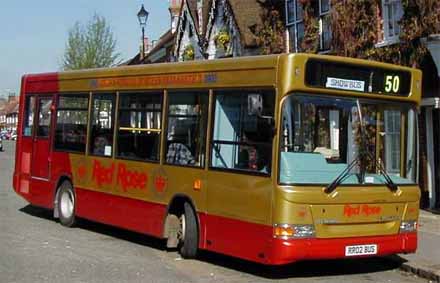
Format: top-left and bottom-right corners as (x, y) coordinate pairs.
(117, 92), (162, 162)
(166, 91), (208, 167)
(90, 94), (115, 157)
(23, 96), (35, 137)
(54, 94), (89, 153)
(211, 89), (275, 175)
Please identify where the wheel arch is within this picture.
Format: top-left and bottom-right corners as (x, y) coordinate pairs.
(53, 174), (73, 218)
(162, 194), (200, 238)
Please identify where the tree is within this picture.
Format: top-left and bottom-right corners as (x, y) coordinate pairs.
(62, 14), (121, 70)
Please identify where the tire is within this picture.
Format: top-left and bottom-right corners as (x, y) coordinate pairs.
(179, 202), (198, 259)
(57, 181), (76, 227)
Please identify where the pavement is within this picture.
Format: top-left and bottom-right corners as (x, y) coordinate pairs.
(394, 209), (440, 282)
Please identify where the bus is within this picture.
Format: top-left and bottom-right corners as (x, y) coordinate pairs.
(13, 53), (421, 265)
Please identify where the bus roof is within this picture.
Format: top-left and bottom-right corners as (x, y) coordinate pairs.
(22, 53), (422, 105)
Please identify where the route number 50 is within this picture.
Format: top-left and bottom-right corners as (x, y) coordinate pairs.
(385, 75), (400, 93)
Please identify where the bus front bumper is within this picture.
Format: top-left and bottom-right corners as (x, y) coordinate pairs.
(267, 232), (417, 265)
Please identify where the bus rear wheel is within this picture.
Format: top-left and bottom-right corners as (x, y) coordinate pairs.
(178, 202), (198, 259)
(57, 181), (76, 227)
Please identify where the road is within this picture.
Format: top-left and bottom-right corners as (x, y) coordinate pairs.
(0, 140), (426, 283)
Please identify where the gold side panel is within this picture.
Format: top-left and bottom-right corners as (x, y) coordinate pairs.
(58, 56), (279, 93)
(70, 155), (207, 211)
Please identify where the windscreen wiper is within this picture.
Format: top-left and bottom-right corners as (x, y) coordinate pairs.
(365, 151), (398, 192)
(324, 156), (360, 194)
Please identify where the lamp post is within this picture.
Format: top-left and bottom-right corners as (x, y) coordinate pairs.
(137, 4), (149, 60)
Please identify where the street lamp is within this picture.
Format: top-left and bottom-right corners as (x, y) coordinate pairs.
(137, 4), (149, 59)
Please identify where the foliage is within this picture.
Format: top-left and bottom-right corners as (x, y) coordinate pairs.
(215, 28), (231, 50)
(300, 0), (320, 53)
(62, 14), (121, 70)
(330, 0), (378, 59)
(329, 0), (440, 67)
(182, 45), (195, 61)
(256, 0), (285, 55)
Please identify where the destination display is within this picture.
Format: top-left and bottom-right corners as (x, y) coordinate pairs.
(305, 59), (412, 96)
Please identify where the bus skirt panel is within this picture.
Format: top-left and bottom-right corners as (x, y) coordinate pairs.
(267, 232), (417, 265)
(75, 187), (167, 238)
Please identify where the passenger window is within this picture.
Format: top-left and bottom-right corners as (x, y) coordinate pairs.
(117, 92), (162, 161)
(166, 91), (208, 167)
(211, 89), (275, 174)
(36, 98), (52, 137)
(23, 96), (35, 136)
(54, 94), (89, 153)
(90, 94), (115, 157)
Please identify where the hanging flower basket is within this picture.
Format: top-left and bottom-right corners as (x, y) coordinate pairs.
(182, 45), (195, 61)
(215, 29), (231, 50)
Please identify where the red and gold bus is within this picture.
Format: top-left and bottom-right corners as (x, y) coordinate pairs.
(13, 53), (421, 264)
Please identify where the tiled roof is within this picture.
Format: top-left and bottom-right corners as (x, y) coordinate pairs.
(228, 0), (263, 48)
(4, 101), (18, 114)
(143, 29), (176, 62)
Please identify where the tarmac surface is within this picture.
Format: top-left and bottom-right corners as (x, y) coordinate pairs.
(395, 210), (440, 282)
(0, 140), (433, 283)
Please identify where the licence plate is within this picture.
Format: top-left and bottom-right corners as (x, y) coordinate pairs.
(345, 244), (377, 256)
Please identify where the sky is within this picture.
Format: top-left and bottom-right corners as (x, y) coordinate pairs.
(0, 1), (170, 96)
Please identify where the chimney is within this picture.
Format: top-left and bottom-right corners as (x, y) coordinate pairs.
(8, 95), (17, 103)
(169, 0), (183, 34)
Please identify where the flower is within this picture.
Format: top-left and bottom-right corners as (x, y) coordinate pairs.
(215, 29), (230, 50)
(182, 45), (195, 61)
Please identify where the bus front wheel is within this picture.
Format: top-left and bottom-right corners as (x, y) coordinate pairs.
(57, 181), (76, 227)
(179, 202), (198, 259)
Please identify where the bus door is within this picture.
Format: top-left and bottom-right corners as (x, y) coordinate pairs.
(206, 90), (275, 260)
(31, 96), (54, 179)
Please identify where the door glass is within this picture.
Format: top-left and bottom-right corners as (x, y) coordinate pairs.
(36, 98), (52, 137)
(23, 96), (36, 136)
(166, 91), (208, 167)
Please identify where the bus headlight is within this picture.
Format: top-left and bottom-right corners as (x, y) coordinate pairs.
(273, 224), (315, 239)
(399, 220), (417, 233)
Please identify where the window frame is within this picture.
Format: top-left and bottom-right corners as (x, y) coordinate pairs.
(89, 93), (116, 158)
(22, 95), (36, 137)
(164, 89), (209, 169)
(285, 0), (331, 53)
(208, 88), (276, 177)
(278, 93), (418, 186)
(116, 91), (164, 163)
(285, 0), (304, 53)
(376, 0), (403, 47)
(35, 96), (53, 139)
(53, 93), (90, 154)
(318, 0), (331, 52)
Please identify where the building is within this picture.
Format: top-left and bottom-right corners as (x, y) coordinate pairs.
(420, 36), (440, 210)
(128, 0), (269, 64)
(285, 0), (440, 210)
(128, 0), (439, 209)
(4, 95), (19, 132)
(125, 0), (183, 65)
(174, 0), (265, 61)
(0, 97), (7, 130)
